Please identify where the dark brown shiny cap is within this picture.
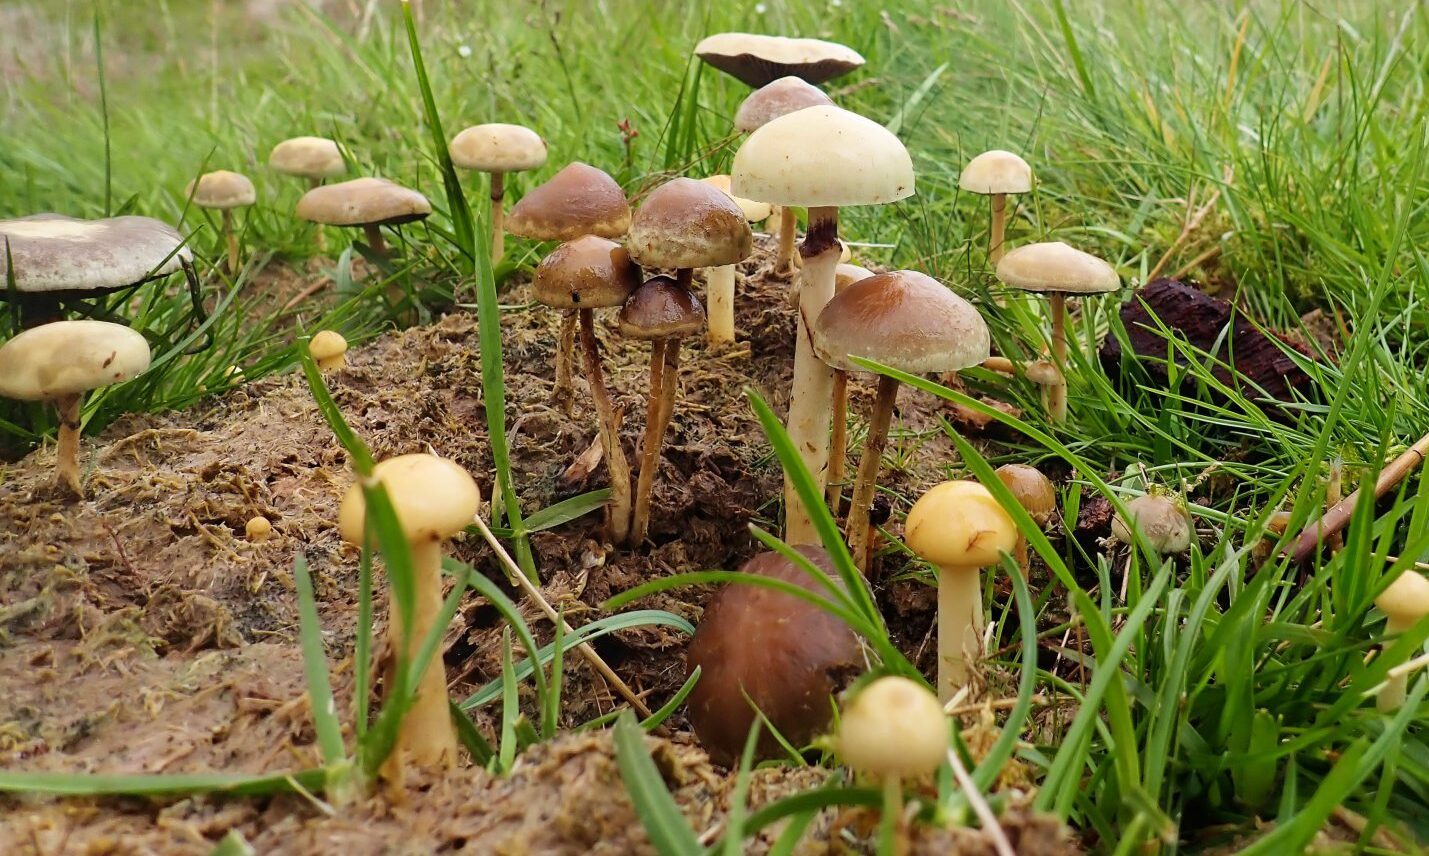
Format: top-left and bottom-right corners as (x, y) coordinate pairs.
(734, 76), (834, 133)
(694, 33), (864, 88)
(812, 269), (989, 373)
(618, 276), (705, 340)
(626, 178), (753, 270)
(532, 236), (641, 310)
(506, 162), (631, 241)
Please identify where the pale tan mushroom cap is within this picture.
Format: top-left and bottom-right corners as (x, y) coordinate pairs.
(836, 676), (947, 779)
(996, 241), (1119, 294)
(959, 150), (1032, 195)
(734, 76), (834, 133)
(449, 123), (548, 173)
(1376, 572), (1429, 623)
(732, 106), (914, 208)
(338, 454), (482, 545)
(627, 178), (753, 269)
(309, 330), (348, 361)
(269, 136), (346, 179)
(700, 175), (772, 222)
(187, 170), (257, 210)
(506, 162), (631, 241)
(0, 214), (191, 294)
(1110, 494), (1193, 554)
(906, 481), (1018, 569)
(296, 178), (431, 227)
(0, 320), (150, 400)
(813, 270), (989, 374)
(695, 33), (864, 88)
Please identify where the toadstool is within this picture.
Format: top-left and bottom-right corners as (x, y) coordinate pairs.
(1110, 493), (1193, 556)
(959, 150), (1032, 264)
(296, 177), (431, 260)
(836, 675), (947, 837)
(309, 330), (348, 372)
(824, 262), (875, 511)
(449, 123), (548, 264)
(699, 174), (771, 345)
(694, 33), (864, 88)
(187, 170), (257, 273)
(246, 516), (273, 542)
(995, 463), (1057, 574)
(1374, 572), (1429, 712)
(269, 136), (346, 251)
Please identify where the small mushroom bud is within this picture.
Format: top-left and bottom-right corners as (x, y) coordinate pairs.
(245, 516), (273, 542)
(995, 463), (1057, 575)
(1111, 494), (1193, 555)
(309, 330), (348, 372)
(1374, 573), (1429, 712)
(836, 676), (947, 781)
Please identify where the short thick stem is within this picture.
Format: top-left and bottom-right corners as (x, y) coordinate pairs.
(54, 393), (83, 497)
(363, 223), (388, 258)
(580, 309), (632, 542)
(937, 565), (983, 703)
(1379, 615), (1414, 712)
(553, 310), (578, 410)
(705, 265), (737, 345)
(388, 539), (457, 771)
(630, 340), (669, 545)
(826, 369), (848, 513)
(775, 207), (798, 277)
(490, 171), (506, 264)
(1048, 293), (1068, 423)
(846, 376), (898, 574)
(222, 209), (239, 274)
(988, 193), (1008, 264)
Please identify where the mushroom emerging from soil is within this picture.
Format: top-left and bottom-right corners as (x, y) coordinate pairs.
(245, 516), (273, 541)
(1374, 572), (1429, 712)
(733, 105), (914, 545)
(995, 242), (1119, 423)
(694, 33), (865, 88)
(0, 320), (151, 496)
(960, 150), (1032, 264)
(187, 170), (256, 273)
(296, 177), (431, 260)
(532, 236), (641, 541)
(905, 481), (1018, 702)
(824, 263), (876, 511)
(449, 123), (548, 264)
(995, 463), (1057, 574)
(269, 136), (346, 251)
(1110, 493), (1193, 555)
(309, 330), (348, 371)
(338, 454), (481, 773)
(699, 174), (771, 345)
(837, 675), (947, 833)
(812, 270), (990, 573)
(685, 545), (861, 766)
(619, 276), (706, 545)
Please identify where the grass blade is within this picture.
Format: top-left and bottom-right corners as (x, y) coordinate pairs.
(613, 711), (703, 856)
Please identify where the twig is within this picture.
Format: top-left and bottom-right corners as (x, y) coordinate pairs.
(1148, 182), (1223, 282)
(945, 747), (1016, 856)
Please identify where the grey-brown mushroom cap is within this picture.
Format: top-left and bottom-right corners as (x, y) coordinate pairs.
(532, 236), (642, 310)
(0, 319), (151, 400)
(812, 270), (989, 373)
(506, 162), (632, 241)
(0, 214), (191, 294)
(995, 241), (1120, 294)
(295, 177), (432, 227)
(959, 150), (1033, 195)
(187, 170), (257, 210)
(618, 275), (706, 340)
(694, 33), (864, 88)
(449, 123), (548, 173)
(626, 178), (753, 270)
(269, 136), (346, 179)
(734, 76), (834, 133)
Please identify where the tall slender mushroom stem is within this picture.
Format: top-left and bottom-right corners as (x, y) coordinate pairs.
(846, 375), (898, 572)
(631, 339), (669, 545)
(775, 207), (798, 277)
(580, 309), (632, 542)
(390, 537), (458, 771)
(1047, 292), (1069, 423)
(363, 223), (387, 258)
(936, 564), (982, 699)
(553, 311), (578, 410)
(54, 393), (83, 497)
(705, 265), (738, 344)
(826, 369), (848, 512)
(988, 193), (1008, 264)
(490, 171), (506, 264)
(656, 338), (681, 448)
(221, 209), (239, 273)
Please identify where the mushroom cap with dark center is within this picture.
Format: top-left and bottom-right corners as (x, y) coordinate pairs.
(959, 150), (1032, 195)
(296, 177), (432, 227)
(618, 276), (706, 340)
(700, 175), (772, 222)
(269, 136), (346, 179)
(995, 463), (1057, 528)
(506, 162), (631, 241)
(812, 270), (989, 374)
(694, 33), (864, 88)
(734, 76), (835, 132)
(337, 454), (482, 545)
(449, 123), (548, 173)
(0, 320), (151, 401)
(996, 241), (1119, 295)
(732, 106), (913, 208)
(532, 236), (641, 310)
(187, 170), (257, 210)
(0, 214), (191, 295)
(626, 178), (753, 270)
(685, 545), (862, 766)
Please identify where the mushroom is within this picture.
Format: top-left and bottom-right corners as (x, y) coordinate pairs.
(532, 236), (641, 542)
(686, 545), (861, 766)
(733, 105), (914, 545)
(995, 242), (1119, 423)
(699, 175), (771, 345)
(995, 463), (1057, 574)
(187, 170), (256, 273)
(825, 263), (876, 511)
(905, 481), (1018, 701)
(309, 330), (348, 372)
(448, 123), (548, 264)
(959, 150), (1032, 264)
(812, 271), (990, 573)
(269, 136), (346, 251)
(296, 177), (431, 260)
(0, 320), (151, 496)
(1111, 493), (1193, 555)
(338, 454), (481, 773)
(694, 33), (864, 88)
(619, 276), (706, 545)
(245, 516), (273, 542)
(1374, 572), (1429, 712)
(836, 676), (947, 837)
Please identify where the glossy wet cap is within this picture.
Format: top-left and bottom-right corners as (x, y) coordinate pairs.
(187, 170), (257, 210)
(700, 175), (772, 222)
(296, 177), (432, 227)
(732, 106), (913, 208)
(0, 320), (151, 401)
(532, 236), (641, 310)
(449, 123), (548, 173)
(506, 162), (631, 241)
(685, 545), (861, 766)
(996, 241), (1119, 294)
(734, 76), (834, 132)
(959, 150), (1032, 195)
(0, 214), (191, 294)
(618, 276), (706, 340)
(995, 464), (1057, 528)
(1110, 494), (1193, 554)
(906, 481), (1018, 569)
(627, 178), (753, 269)
(269, 136), (346, 179)
(694, 33), (864, 88)
(338, 454), (482, 545)
(812, 270), (989, 373)
(1376, 573), (1429, 623)
(837, 676), (948, 779)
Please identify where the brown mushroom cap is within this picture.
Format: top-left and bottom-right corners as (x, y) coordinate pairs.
(269, 136), (346, 180)
(812, 270), (989, 373)
(295, 177), (431, 227)
(618, 275), (706, 340)
(995, 464), (1056, 527)
(0, 214), (191, 295)
(694, 33), (864, 88)
(187, 170), (257, 210)
(531, 236), (641, 310)
(685, 545), (861, 766)
(734, 76), (835, 133)
(506, 162), (631, 241)
(626, 178), (753, 270)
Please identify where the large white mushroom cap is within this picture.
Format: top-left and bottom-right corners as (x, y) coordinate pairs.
(0, 320), (151, 400)
(0, 214), (191, 294)
(732, 106), (913, 208)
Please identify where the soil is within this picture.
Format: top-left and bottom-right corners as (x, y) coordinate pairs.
(0, 238), (1077, 854)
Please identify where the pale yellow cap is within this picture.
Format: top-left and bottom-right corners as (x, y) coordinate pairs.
(905, 481), (1017, 568)
(0, 320), (151, 401)
(837, 676), (947, 779)
(338, 454), (481, 545)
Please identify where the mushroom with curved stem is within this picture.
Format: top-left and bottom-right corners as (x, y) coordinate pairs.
(995, 463), (1057, 574)
(449, 123), (548, 264)
(812, 270), (990, 573)
(825, 262), (875, 512)
(1374, 572), (1429, 712)
(905, 481), (1018, 702)
(296, 177), (431, 262)
(733, 105), (915, 546)
(1111, 493), (1194, 555)
(338, 454), (481, 775)
(0, 320), (151, 496)
(699, 175), (770, 345)
(187, 170), (256, 274)
(309, 330), (348, 372)
(269, 136), (346, 252)
(960, 150), (1032, 264)
(694, 33), (865, 88)
(532, 236), (641, 542)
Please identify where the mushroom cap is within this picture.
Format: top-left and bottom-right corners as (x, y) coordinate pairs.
(532, 236), (641, 310)
(0, 320), (151, 401)
(309, 330), (348, 361)
(995, 464), (1057, 528)
(694, 33), (864, 88)
(995, 241), (1119, 295)
(836, 676), (947, 779)
(1110, 494), (1193, 554)
(337, 454), (482, 545)
(246, 516), (273, 541)
(835, 263), (875, 290)
(959, 150), (1032, 195)
(700, 175), (773, 222)
(506, 162), (631, 241)
(1376, 573), (1429, 623)
(449, 123), (548, 173)
(296, 177), (431, 227)
(685, 545), (861, 766)
(187, 170), (257, 210)
(269, 136), (346, 179)
(618, 276), (706, 340)
(0, 214), (191, 294)
(626, 178), (753, 270)
(734, 76), (835, 133)
(732, 106), (914, 208)
(906, 481), (1018, 569)
(811, 270), (989, 374)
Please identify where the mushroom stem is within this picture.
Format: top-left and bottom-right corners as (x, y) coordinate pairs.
(222, 209), (239, 274)
(826, 369), (848, 513)
(784, 207), (840, 545)
(553, 311), (578, 411)
(386, 538), (458, 772)
(937, 564), (982, 702)
(309, 178), (328, 252)
(490, 171), (506, 264)
(579, 308), (633, 543)
(988, 193), (1008, 264)
(846, 375), (898, 573)
(705, 264), (737, 344)
(655, 340), (681, 455)
(54, 392), (84, 497)
(775, 207), (798, 277)
(1379, 615), (1416, 712)
(883, 775), (908, 856)
(631, 339), (669, 545)
(363, 223), (388, 258)
(1048, 292), (1069, 423)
